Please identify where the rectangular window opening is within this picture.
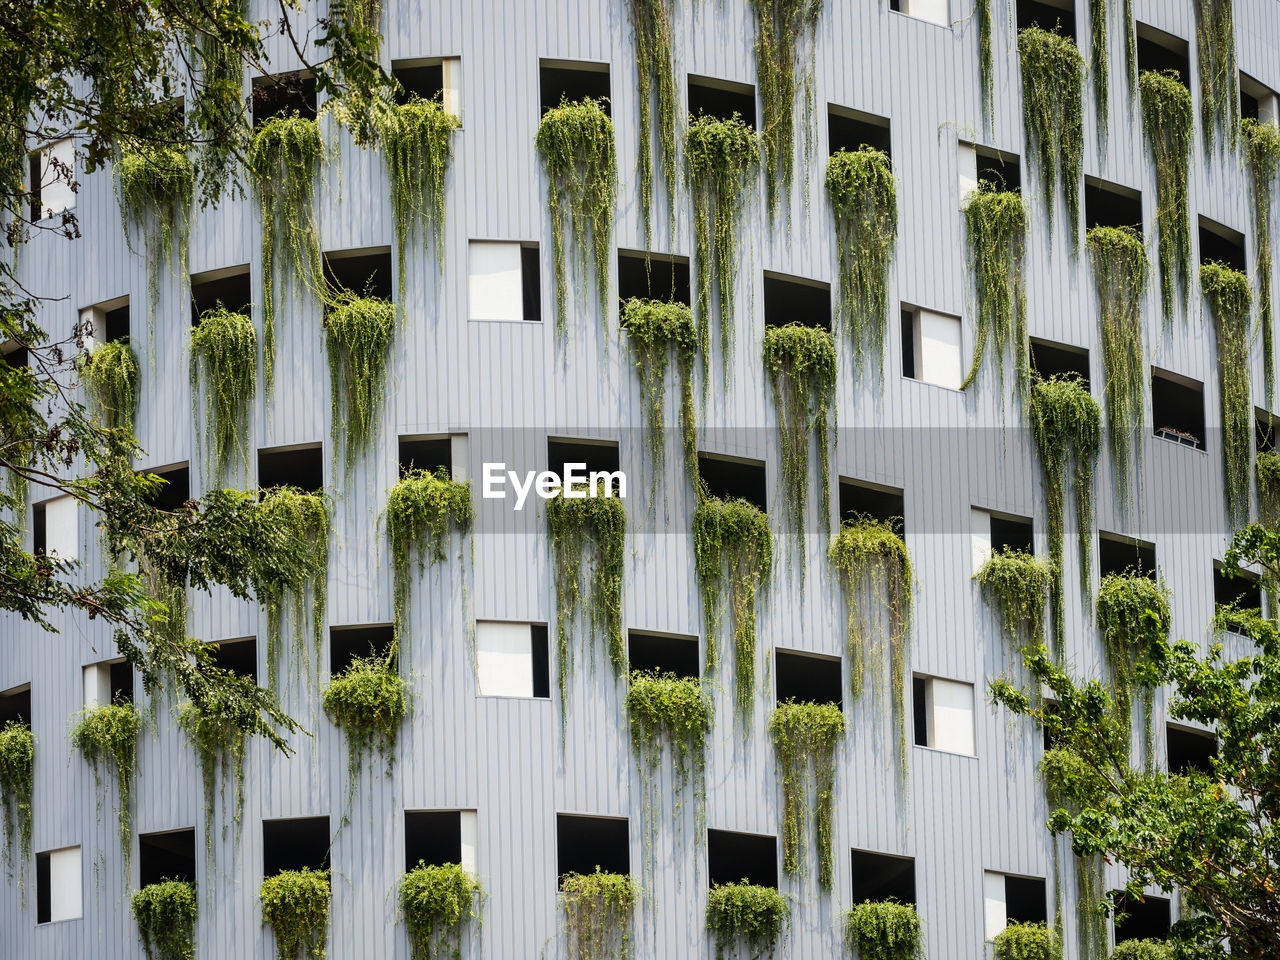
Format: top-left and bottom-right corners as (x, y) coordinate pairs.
(1198, 217), (1247, 272)
(1004, 875), (1049, 926)
(405, 810), (463, 869)
(262, 816), (331, 877)
(851, 850), (916, 905)
(901, 305), (963, 390)
(547, 437), (622, 486)
(145, 463), (191, 513)
(210, 637), (257, 683)
(1029, 339), (1090, 387)
(392, 59), (444, 104)
(257, 444), (323, 494)
(688, 75), (756, 128)
(698, 454), (767, 512)
(540, 61), (610, 114)
(1214, 562), (1261, 620)
(36, 846), (82, 924)
(556, 814), (629, 882)
(763, 273), (832, 331)
(977, 146), (1021, 193)
(324, 248), (394, 303)
(1113, 891), (1171, 943)
(991, 513), (1034, 554)
(0, 684), (31, 727)
(399, 436), (453, 477)
(775, 649), (842, 708)
(1166, 723), (1217, 776)
(1016, 0), (1076, 39)
(707, 829), (777, 888)
(617, 251), (691, 306)
(628, 631), (699, 678)
(139, 828), (196, 887)
(912, 675), (976, 755)
(840, 479), (905, 536)
(104, 303), (130, 343)
(1084, 178), (1143, 233)
(1151, 368), (1205, 450)
(1098, 533), (1157, 579)
(329, 624), (394, 675)
(475, 622), (550, 698)
(1240, 73), (1278, 124)
(1136, 24), (1191, 87)
(828, 105), (891, 157)
(252, 72), (317, 126)
(190, 266), (252, 325)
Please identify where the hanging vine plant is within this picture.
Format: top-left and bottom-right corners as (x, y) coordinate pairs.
(132, 879), (197, 960)
(619, 297), (699, 501)
(257, 486), (330, 691)
(977, 0), (993, 125)
(1201, 262), (1253, 527)
(1243, 118), (1280, 404)
(176, 679), (255, 866)
(386, 467), (473, 647)
(247, 112), (324, 391)
(535, 97), (617, 338)
(1086, 226), (1148, 504)
(261, 867), (330, 960)
(686, 113), (761, 370)
(1139, 70), (1193, 326)
(1195, 0), (1239, 153)
(1028, 374), (1101, 651)
(625, 0), (677, 244)
(1258, 447), (1280, 521)
(975, 547), (1052, 651)
(763, 323), (836, 548)
(1111, 941), (1173, 960)
(79, 339), (140, 436)
(116, 145), (194, 328)
(545, 489), (626, 715)
(1041, 747), (1109, 960)
(70, 700), (140, 867)
(560, 869), (636, 960)
(826, 147), (897, 379)
(1097, 571), (1171, 761)
(993, 922), (1059, 960)
(379, 96), (460, 300)
(1018, 26), (1084, 242)
(399, 861), (483, 960)
(769, 699), (844, 888)
(322, 654), (408, 785)
(1088, 0), (1110, 144)
(961, 186), (1029, 394)
(0, 720), (33, 879)
(842, 900), (923, 960)
(748, 0), (823, 216)
(692, 493), (773, 720)
(706, 881), (788, 960)
(190, 307), (257, 483)
(828, 518), (911, 779)
(323, 291), (395, 471)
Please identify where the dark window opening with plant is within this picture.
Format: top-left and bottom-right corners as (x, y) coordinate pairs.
(106, 659), (135, 703)
(263, 816), (330, 876)
(1239, 73), (1275, 123)
(1136, 25), (1190, 86)
(840, 479), (904, 535)
(330, 624), (394, 675)
(707, 829), (777, 887)
(1258, 410), (1280, 452)
(31, 500), (46, 555)
(628, 631), (699, 678)
(104, 302), (130, 343)
(405, 810), (464, 868)
(1098, 533), (1157, 579)
(698, 454), (767, 512)
(976, 146), (1021, 193)
(763, 273), (831, 331)
(688, 75), (756, 128)
(556, 814), (628, 881)
(519, 245), (542, 323)
(617, 251), (690, 305)
(324, 249), (394, 303)
(1005, 875), (1049, 925)
(139, 829), (196, 886)
(210, 637), (257, 682)
(258, 444), (323, 493)
(1214, 562), (1262, 629)
(399, 435), (452, 477)
(146, 463), (190, 513)
(775, 649), (842, 708)
(851, 850), (916, 905)
(540, 61), (610, 114)
(547, 437), (621, 482)
(0, 684), (30, 726)
(828, 105), (891, 157)
(3, 343), (27, 368)
(1084, 179), (1143, 232)
(1198, 218), (1247, 273)
(251, 72), (317, 126)
(190, 266), (252, 325)
(1151, 369), (1205, 449)
(392, 59), (444, 104)
(1166, 724), (1217, 776)
(991, 513), (1034, 553)
(1113, 892), (1171, 943)
(1029, 339), (1090, 386)
(1016, 0), (1076, 39)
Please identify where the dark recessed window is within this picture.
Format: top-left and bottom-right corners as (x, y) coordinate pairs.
(521, 245), (541, 323)
(1239, 74), (1275, 123)
(32, 500), (46, 555)
(556, 814), (628, 882)
(698, 454), (767, 512)
(330, 624), (394, 675)
(1214, 563), (1262, 620)
(1199, 218), (1247, 272)
(991, 514), (1034, 554)
(105, 303), (130, 343)
(0, 685), (31, 726)
(258, 445), (323, 493)
(828, 106), (891, 157)
(139, 829), (196, 886)
(252, 73), (317, 126)
(689, 76), (756, 127)
(210, 637), (257, 683)
(775, 650), (842, 709)
(1041, 700), (1061, 752)
(1099, 534), (1157, 579)
(393, 60), (444, 104)
(3, 345), (27, 368)
(109, 660), (134, 704)
(1085, 179), (1143, 232)
(707, 829), (777, 888)
(628, 632), (699, 678)
(540, 62), (610, 114)
(1257, 410), (1279, 452)
(840, 479), (905, 536)
(617, 251), (690, 306)
(1029, 339), (1090, 387)
(1005, 875), (1049, 926)
(1151, 369), (1205, 450)
(405, 810), (462, 869)
(146, 464), (191, 513)
(763, 273), (831, 331)
(547, 438), (621, 484)
(263, 816), (330, 876)
(851, 850), (916, 905)
(1017, 0), (1076, 38)
(1136, 25), (1191, 87)
(324, 249), (394, 303)
(1113, 892), (1171, 943)
(1166, 724), (1217, 776)
(190, 267), (252, 325)
(900, 309), (916, 379)
(977, 147), (1021, 193)
(399, 436), (452, 478)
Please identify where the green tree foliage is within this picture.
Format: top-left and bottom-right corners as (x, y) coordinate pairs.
(1018, 27), (1084, 242)
(399, 861), (483, 960)
(560, 869), (636, 960)
(769, 700), (844, 887)
(132, 879), (197, 960)
(705, 881), (788, 960)
(261, 867), (330, 960)
(842, 900), (923, 960)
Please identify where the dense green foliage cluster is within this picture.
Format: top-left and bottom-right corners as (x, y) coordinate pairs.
(842, 900), (923, 960)
(1259, 447), (1280, 521)
(1243, 118), (1280, 403)
(190, 307), (257, 482)
(626, 669), (711, 790)
(769, 700), (845, 887)
(1088, 0), (1109, 142)
(962, 187), (1028, 394)
(132, 879), (197, 960)
(992, 922), (1059, 960)
(1110, 941), (1172, 960)
(177, 680), (254, 864)
(1096, 572), (1171, 759)
(79, 339), (140, 437)
(1139, 71), (1193, 325)
(0, 721), (33, 876)
(975, 547), (1051, 650)
(323, 292), (396, 470)
(322, 655), (408, 782)
(1041, 747), (1108, 960)
(625, 0), (677, 243)
(116, 145), (194, 326)
(976, 0), (993, 124)
(70, 700), (140, 864)
(399, 861), (483, 960)
(1195, 0), (1239, 152)
(1018, 27), (1084, 240)
(706, 881), (788, 960)
(560, 869), (636, 960)
(1201, 262), (1254, 526)
(261, 867), (331, 960)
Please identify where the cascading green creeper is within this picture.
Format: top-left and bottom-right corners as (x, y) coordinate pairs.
(323, 291), (396, 471)
(1195, 0), (1239, 153)
(826, 147), (897, 379)
(975, 547), (1052, 651)
(322, 655), (408, 789)
(977, 0), (993, 125)
(261, 867), (330, 960)
(1242, 118), (1280, 405)
(706, 882), (789, 960)
(769, 700), (844, 888)
(560, 869), (636, 960)
(1089, 0), (1109, 144)
(189, 307), (257, 483)
(1097, 572), (1171, 765)
(961, 187), (1029, 394)
(257, 486), (330, 691)
(115, 145), (194, 332)
(79, 339), (140, 437)
(842, 900), (923, 960)
(1139, 70), (1193, 326)
(1201, 262), (1253, 527)
(1259, 447), (1280, 521)
(1018, 26), (1084, 242)
(70, 700), (140, 867)
(535, 98), (617, 339)
(993, 923), (1058, 960)
(399, 861), (483, 960)
(624, 0), (677, 244)
(0, 721), (33, 886)
(1041, 747), (1108, 960)
(247, 112), (323, 391)
(132, 879), (197, 960)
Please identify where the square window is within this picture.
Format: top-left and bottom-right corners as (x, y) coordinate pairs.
(0, 684), (31, 726)
(258, 444), (323, 493)
(698, 454), (767, 512)
(330, 624), (394, 675)
(468, 241), (540, 322)
(851, 850), (916, 905)
(1004, 875), (1048, 926)
(405, 810), (477, 872)
(1257, 410), (1279, 452)
(1151, 368), (1205, 450)
(991, 513), (1034, 554)
(617, 251), (690, 306)
(1084, 178), (1143, 233)
(1113, 891), (1171, 943)
(1199, 217), (1247, 272)
(393, 59), (443, 104)
(324, 248), (394, 303)
(912, 675), (975, 755)
(139, 828), (196, 886)
(828, 105), (891, 157)
(34, 495), (78, 560)
(1166, 724), (1216, 776)
(37, 846), (82, 924)
(1136, 24), (1191, 87)
(190, 265), (252, 324)
(707, 829), (777, 888)
(1240, 73), (1278, 124)
(1029, 339), (1090, 387)
(967, 145), (1021, 194)
(1098, 533), (1157, 579)
(475, 621), (550, 698)
(547, 437), (621, 482)
(763, 273), (831, 331)
(146, 463), (191, 513)
(890, 0), (949, 28)
(252, 73), (317, 126)
(210, 637), (257, 683)
(556, 814), (628, 881)
(1016, 0), (1076, 39)
(105, 303), (130, 343)
(30, 138), (76, 220)
(901, 306), (963, 390)
(399, 436), (453, 477)
(1214, 563), (1261, 621)
(840, 479), (905, 535)
(262, 816), (330, 876)
(540, 61), (610, 114)
(688, 75), (756, 127)
(628, 632), (699, 678)
(775, 649), (842, 709)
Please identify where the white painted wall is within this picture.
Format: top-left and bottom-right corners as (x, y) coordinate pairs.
(468, 242), (523, 322)
(903, 0), (949, 27)
(926, 677), (975, 755)
(983, 870), (1007, 939)
(43, 495), (78, 560)
(38, 138), (76, 219)
(475, 621), (533, 697)
(82, 662), (111, 708)
(459, 810), (478, 874)
(915, 309), (963, 390)
(443, 57), (463, 121)
(958, 141), (978, 202)
(971, 507), (992, 573)
(48, 846), (82, 922)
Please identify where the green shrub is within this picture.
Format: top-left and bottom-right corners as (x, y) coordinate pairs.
(769, 700), (844, 887)
(992, 922), (1059, 960)
(399, 861), (482, 960)
(560, 869), (636, 960)
(961, 187), (1028, 394)
(261, 867), (330, 960)
(975, 547), (1051, 650)
(321, 655), (408, 781)
(1258, 447), (1280, 521)
(842, 900), (923, 960)
(132, 879), (197, 960)
(79, 339), (140, 436)
(1110, 940), (1173, 960)
(705, 881), (788, 960)
(1018, 26), (1084, 240)
(189, 306), (256, 482)
(1139, 70), (1192, 325)
(70, 700), (140, 865)
(115, 144), (194, 323)
(1200, 262), (1253, 527)
(323, 291), (395, 471)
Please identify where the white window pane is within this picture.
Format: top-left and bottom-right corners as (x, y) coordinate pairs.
(459, 810), (477, 873)
(917, 309), (963, 390)
(958, 141), (978, 201)
(443, 58), (463, 121)
(41, 138), (76, 218)
(49, 846), (82, 922)
(82, 663), (110, 708)
(928, 677), (975, 755)
(44, 495), (78, 560)
(469, 242), (523, 322)
(475, 621), (533, 697)
(970, 507), (992, 573)
(905, 0), (949, 27)
(983, 870), (1007, 940)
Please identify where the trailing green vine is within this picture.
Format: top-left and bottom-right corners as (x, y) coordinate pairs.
(378, 96), (459, 299)
(545, 489), (626, 716)
(535, 98), (617, 338)
(1086, 226), (1148, 504)
(826, 147), (897, 379)
(1259, 447), (1280, 521)
(116, 145), (194, 329)
(1018, 27), (1084, 241)
(176, 679), (254, 866)
(247, 113), (323, 391)
(1139, 70), (1193, 326)
(79, 339), (140, 436)
(323, 291), (395, 471)
(322, 655), (408, 786)
(993, 922), (1059, 960)
(560, 869), (636, 960)
(1242, 118), (1280, 404)
(749, 0), (823, 216)
(692, 493), (773, 720)
(0, 720), (33, 881)
(386, 468), (473, 647)
(1097, 572), (1171, 762)
(686, 113), (761, 370)
(132, 879), (197, 960)
(762, 323), (836, 548)
(975, 547), (1052, 651)
(70, 700), (140, 867)
(1201, 262), (1253, 527)
(400, 861), (483, 960)
(769, 700), (844, 888)
(1028, 374), (1101, 651)
(1041, 747), (1109, 960)
(257, 486), (330, 691)
(1089, 0), (1109, 144)
(190, 307), (256, 482)
(842, 900), (923, 960)
(261, 867), (330, 960)
(1195, 0), (1239, 153)
(706, 882), (788, 960)
(625, 0), (677, 244)
(961, 186), (1029, 394)
(977, 0), (993, 126)
(619, 297), (698, 501)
